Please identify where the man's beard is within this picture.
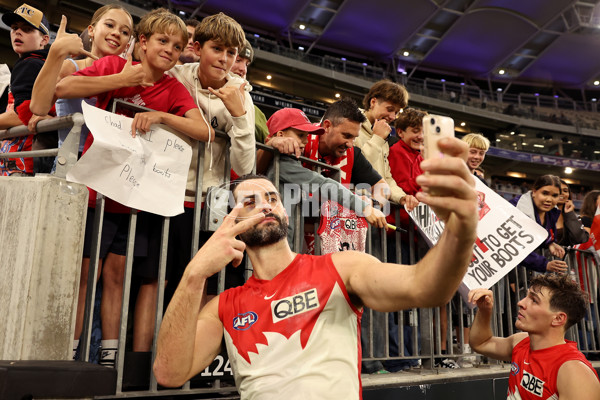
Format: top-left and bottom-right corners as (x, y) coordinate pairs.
(238, 213), (288, 247)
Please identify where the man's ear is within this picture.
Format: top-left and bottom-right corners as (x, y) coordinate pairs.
(276, 131), (284, 137)
(322, 119), (332, 132)
(551, 311), (568, 328)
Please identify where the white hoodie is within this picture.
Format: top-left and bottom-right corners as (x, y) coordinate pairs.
(168, 63), (256, 202)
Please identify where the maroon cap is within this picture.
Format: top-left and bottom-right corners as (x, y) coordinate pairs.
(266, 108), (324, 138)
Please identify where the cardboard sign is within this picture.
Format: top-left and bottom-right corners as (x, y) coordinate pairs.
(67, 101), (192, 217)
(408, 179), (549, 297)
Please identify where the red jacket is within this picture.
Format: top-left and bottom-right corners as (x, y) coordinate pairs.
(387, 140), (424, 228)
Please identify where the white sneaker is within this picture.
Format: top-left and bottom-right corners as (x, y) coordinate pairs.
(99, 348), (117, 368)
(435, 358), (461, 369)
(458, 358), (474, 368)
(460, 344), (476, 367)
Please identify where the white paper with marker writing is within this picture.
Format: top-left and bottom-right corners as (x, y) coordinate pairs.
(408, 179), (549, 297)
(67, 101), (192, 217)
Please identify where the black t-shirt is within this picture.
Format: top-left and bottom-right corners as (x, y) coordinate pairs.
(10, 49), (48, 111)
(582, 215), (593, 229)
(351, 146), (382, 186)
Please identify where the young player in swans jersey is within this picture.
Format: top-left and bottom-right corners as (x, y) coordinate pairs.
(154, 140), (480, 398)
(469, 275), (600, 400)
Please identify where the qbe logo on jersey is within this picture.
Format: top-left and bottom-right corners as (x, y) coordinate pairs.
(520, 370), (545, 397)
(271, 288), (320, 323)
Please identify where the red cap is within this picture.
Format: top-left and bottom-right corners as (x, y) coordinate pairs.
(266, 108), (324, 138)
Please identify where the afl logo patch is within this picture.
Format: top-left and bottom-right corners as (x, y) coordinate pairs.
(233, 311), (258, 331)
(510, 362), (519, 376)
(329, 218), (341, 230)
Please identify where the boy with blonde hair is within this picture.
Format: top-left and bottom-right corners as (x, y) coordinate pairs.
(55, 8), (211, 366)
(461, 133), (490, 181)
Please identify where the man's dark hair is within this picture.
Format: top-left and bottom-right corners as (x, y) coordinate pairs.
(363, 80), (409, 110)
(185, 19), (200, 28)
(529, 274), (588, 331)
(230, 173), (273, 200)
(322, 98), (366, 127)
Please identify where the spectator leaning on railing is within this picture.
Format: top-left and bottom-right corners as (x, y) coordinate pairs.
(29, 5), (134, 361)
(509, 175), (567, 275)
(555, 179), (589, 246)
(166, 11), (256, 304)
(229, 39), (270, 144)
(263, 107), (387, 247)
(0, 3), (55, 176)
(354, 79), (418, 211)
(54, 8), (212, 366)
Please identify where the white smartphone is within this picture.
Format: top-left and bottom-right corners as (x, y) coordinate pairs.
(422, 114), (455, 160)
(120, 36), (136, 60)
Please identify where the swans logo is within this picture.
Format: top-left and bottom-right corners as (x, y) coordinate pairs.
(233, 312), (258, 331)
(510, 362), (519, 376)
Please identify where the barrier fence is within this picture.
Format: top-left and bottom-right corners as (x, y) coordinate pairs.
(1, 109), (599, 398)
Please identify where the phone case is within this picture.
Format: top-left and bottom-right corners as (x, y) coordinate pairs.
(422, 114), (455, 159)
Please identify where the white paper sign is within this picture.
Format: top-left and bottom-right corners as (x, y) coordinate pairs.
(408, 179), (549, 296)
(67, 101), (192, 217)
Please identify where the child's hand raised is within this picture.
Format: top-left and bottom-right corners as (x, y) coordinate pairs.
(53, 15), (97, 60)
(208, 82), (246, 118)
(119, 55), (153, 88)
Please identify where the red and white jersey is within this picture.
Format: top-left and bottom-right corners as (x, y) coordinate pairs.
(318, 200), (368, 254)
(508, 337), (598, 399)
(218, 253), (363, 399)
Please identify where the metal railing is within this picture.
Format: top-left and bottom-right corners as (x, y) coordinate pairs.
(0, 113), (85, 178)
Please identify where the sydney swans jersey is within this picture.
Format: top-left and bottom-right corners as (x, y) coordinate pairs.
(218, 253), (363, 399)
(318, 200), (368, 254)
(508, 337), (598, 399)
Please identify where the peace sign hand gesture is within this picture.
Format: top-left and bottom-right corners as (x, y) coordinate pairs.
(186, 203), (265, 279)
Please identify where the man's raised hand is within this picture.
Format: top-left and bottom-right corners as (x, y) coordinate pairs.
(468, 288), (494, 312)
(186, 204), (265, 278)
(415, 137), (478, 240)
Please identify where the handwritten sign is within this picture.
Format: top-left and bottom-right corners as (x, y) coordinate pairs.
(67, 101), (192, 217)
(408, 179), (549, 297)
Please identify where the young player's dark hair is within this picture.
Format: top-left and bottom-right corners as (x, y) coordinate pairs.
(529, 274), (588, 331)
